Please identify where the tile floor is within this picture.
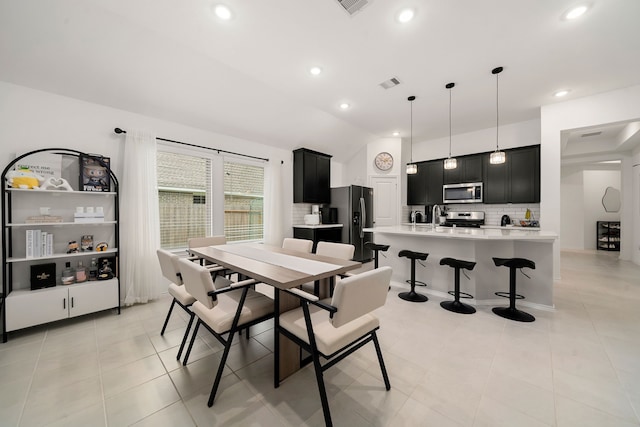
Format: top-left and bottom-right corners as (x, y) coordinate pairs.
(1, 250), (639, 426)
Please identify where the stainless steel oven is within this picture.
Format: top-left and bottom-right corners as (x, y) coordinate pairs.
(442, 182), (483, 204)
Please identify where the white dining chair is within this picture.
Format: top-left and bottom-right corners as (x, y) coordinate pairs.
(188, 235), (227, 265)
(303, 241), (355, 295)
(158, 248), (228, 358)
(282, 237), (313, 253)
(178, 258), (275, 407)
(276, 266), (393, 427)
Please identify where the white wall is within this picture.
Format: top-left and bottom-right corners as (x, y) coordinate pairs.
(560, 166), (585, 249)
(411, 119), (541, 163)
(541, 84), (640, 269)
(0, 80), (294, 244)
(583, 170), (621, 249)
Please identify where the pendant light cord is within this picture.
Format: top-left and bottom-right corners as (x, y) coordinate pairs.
(449, 88), (452, 157)
(495, 70), (500, 152)
(410, 98), (413, 163)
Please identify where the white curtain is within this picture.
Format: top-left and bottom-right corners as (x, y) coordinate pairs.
(263, 160), (284, 246)
(121, 130), (163, 305)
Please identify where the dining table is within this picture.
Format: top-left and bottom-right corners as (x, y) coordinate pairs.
(188, 242), (361, 382)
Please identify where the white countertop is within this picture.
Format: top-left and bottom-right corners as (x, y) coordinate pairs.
(293, 224), (343, 229)
(365, 224), (557, 241)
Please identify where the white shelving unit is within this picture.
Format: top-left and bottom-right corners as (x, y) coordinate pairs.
(2, 148), (120, 342)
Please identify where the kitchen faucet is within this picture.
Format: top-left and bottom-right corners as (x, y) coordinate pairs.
(432, 204), (441, 227)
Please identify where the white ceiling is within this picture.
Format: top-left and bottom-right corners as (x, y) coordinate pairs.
(1, 0), (640, 162)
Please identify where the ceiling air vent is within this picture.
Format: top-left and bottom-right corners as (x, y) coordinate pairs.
(336, 0), (369, 15)
(379, 77), (401, 89)
(581, 131), (602, 138)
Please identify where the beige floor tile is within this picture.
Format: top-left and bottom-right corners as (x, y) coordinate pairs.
(21, 376), (103, 426)
(168, 352), (233, 400)
(102, 354), (167, 398)
(555, 394), (640, 427)
(98, 334), (156, 372)
(0, 378), (30, 427)
(105, 375), (180, 426)
(483, 370), (556, 425)
(130, 401), (196, 427)
(553, 368), (637, 422)
(157, 336), (214, 372)
(474, 395), (553, 427)
(44, 403), (106, 427)
(0, 341), (42, 368)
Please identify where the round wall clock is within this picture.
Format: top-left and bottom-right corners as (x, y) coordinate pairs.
(374, 152), (394, 171)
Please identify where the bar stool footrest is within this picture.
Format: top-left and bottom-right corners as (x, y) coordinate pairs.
(448, 290), (473, 299)
(495, 291), (524, 300)
(406, 279), (428, 287)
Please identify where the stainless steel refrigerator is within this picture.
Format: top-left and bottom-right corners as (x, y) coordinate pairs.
(330, 185), (373, 262)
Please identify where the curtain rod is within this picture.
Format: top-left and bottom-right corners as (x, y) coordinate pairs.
(114, 128), (269, 162)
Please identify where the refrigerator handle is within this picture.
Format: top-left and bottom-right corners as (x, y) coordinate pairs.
(359, 197), (365, 238)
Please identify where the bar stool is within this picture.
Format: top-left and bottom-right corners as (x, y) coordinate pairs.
(439, 257), (476, 314)
(492, 257), (536, 322)
(398, 250), (429, 302)
(364, 242), (390, 268)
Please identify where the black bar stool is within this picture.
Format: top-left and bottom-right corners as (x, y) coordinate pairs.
(398, 250), (429, 302)
(492, 257), (536, 322)
(364, 242), (390, 268)
(439, 257), (476, 314)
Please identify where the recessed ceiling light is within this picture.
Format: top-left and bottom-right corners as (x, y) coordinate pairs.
(554, 89), (570, 97)
(213, 4), (232, 20)
(563, 4), (589, 20)
(339, 103), (350, 110)
(309, 66), (322, 76)
(392, 131), (400, 137)
(397, 8), (415, 23)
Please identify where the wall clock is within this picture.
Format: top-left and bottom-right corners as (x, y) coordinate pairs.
(374, 152), (394, 171)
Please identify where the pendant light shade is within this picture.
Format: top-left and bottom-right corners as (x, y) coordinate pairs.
(406, 95), (418, 175)
(490, 66), (506, 165)
(443, 82), (457, 170)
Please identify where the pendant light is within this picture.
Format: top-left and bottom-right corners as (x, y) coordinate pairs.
(443, 82), (457, 170)
(490, 66), (506, 165)
(406, 95), (418, 175)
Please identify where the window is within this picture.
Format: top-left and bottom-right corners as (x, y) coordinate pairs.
(224, 161), (264, 242)
(156, 147), (265, 248)
(157, 151), (211, 249)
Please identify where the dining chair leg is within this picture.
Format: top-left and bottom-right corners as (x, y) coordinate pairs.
(160, 299), (176, 335)
(302, 303), (333, 427)
(176, 312), (195, 361)
(208, 287), (249, 407)
(182, 319), (201, 366)
(274, 289), (281, 389)
(372, 331), (391, 391)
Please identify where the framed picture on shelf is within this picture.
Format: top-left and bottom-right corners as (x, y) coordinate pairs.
(79, 154), (110, 192)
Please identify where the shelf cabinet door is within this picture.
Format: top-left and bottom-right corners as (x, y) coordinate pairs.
(68, 279), (119, 317)
(293, 149), (332, 204)
(5, 287), (69, 331)
(442, 155), (483, 184)
(509, 146), (540, 203)
(407, 160), (443, 205)
(482, 154), (509, 203)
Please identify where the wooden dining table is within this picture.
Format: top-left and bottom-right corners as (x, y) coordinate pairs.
(188, 243), (361, 381)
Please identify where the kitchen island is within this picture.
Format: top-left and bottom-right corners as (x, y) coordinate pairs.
(364, 225), (558, 309)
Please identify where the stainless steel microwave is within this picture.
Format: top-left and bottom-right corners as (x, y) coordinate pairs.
(442, 182), (483, 204)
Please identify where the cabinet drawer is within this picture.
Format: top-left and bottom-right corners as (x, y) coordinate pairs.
(6, 287), (69, 331)
(69, 279), (119, 317)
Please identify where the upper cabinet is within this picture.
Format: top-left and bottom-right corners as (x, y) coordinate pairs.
(407, 145), (540, 205)
(407, 160), (443, 205)
(443, 155), (483, 184)
(482, 145), (540, 204)
(293, 148), (331, 203)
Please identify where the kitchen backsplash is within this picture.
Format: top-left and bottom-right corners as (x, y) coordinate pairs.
(405, 203), (541, 226)
(292, 203), (316, 225)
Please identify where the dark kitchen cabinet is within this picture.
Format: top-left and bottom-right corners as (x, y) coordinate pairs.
(293, 148), (331, 203)
(509, 145), (540, 203)
(482, 145), (540, 204)
(293, 226), (342, 253)
(443, 155), (483, 184)
(482, 154), (509, 203)
(407, 160), (443, 205)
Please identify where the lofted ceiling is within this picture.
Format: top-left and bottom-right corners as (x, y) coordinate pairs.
(1, 0), (640, 162)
